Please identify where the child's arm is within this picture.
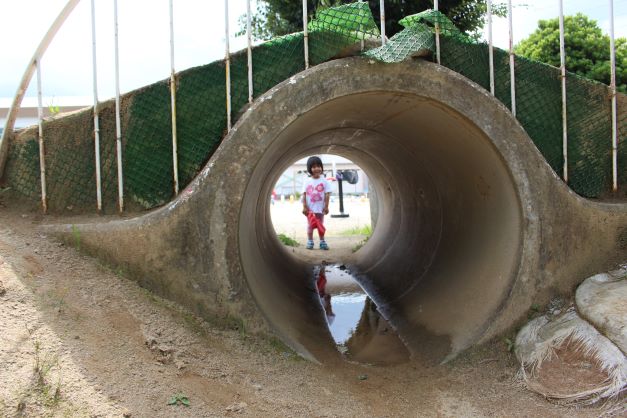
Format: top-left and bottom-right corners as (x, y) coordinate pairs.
(323, 192), (330, 215)
(302, 193), (309, 215)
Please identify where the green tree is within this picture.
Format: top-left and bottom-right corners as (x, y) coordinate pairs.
(515, 13), (626, 93)
(243, 1), (505, 41)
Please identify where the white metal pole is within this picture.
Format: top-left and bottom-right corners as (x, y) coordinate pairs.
(224, 0), (232, 131)
(113, 0), (124, 211)
(487, 0), (495, 95)
(169, 0), (179, 195)
(359, 0), (364, 51)
(380, 0), (386, 45)
(434, 0), (441, 64)
(609, 0), (618, 192)
(303, 0), (309, 69)
(508, 0), (516, 116)
(247, 0), (254, 103)
(36, 59), (47, 214)
(559, 0), (568, 183)
(90, 0), (102, 212)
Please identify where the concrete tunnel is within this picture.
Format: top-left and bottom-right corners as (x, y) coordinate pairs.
(52, 57), (627, 363)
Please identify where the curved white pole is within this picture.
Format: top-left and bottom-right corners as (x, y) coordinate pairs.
(0, 0), (81, 179)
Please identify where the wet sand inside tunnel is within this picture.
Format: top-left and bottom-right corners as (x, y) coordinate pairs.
(238, 90), (522, 363)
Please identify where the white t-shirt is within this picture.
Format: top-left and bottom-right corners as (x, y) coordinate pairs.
(302, 177), (332, 214)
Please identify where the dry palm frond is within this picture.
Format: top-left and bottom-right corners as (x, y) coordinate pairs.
(515, 309), (626, 407)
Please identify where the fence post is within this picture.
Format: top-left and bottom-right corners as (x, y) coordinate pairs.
(247, 0), (254, 103)
(169, 0), (179, 195)
(224, 0), (232, 131)
(90, 0), (102, 211)
(508, 0), (516, 116)
(558, 0), (568, 183)
(113, 0), (124, 211)
(487, 0), (495, 95)
(609, 0), (618, 192)
(36, 60), (48, 214)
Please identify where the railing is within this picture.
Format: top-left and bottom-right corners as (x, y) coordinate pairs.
(0, 0), (622, 214)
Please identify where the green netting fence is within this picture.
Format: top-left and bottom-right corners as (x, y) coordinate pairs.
(4, 2), (625, 213)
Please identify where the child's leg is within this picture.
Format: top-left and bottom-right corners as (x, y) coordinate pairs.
(306, 219), (314, 249)
(316, 214), (325, 240)
(317, 214), (329, 250)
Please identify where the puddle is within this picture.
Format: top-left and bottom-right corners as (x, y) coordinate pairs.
(315, 265), (410, 365)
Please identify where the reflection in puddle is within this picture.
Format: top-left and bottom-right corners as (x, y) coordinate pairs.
(315, 265), (410, 365)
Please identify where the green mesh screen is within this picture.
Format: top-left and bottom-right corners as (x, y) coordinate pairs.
(4, 2), (625, 213)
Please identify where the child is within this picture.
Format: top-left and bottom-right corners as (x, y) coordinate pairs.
(301, 156), (331, 250)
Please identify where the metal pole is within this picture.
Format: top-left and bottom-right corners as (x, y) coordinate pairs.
(247, 0), (254, 103)
(36, 60), (47, 214)
(224, 0), (232, 131)
(609, 0), (618, 192)
(169, 0), (179, 195)
(487, 0), (495, 95)
(359, 0), (364, 51)
(379, 0), (386, 45)
(434, 0), (441, 64)
(508, 0), (516, 116)
(558, 0), (568, 183)
(0, 0), (81, 178)
(114, 0), (124, 211)
(91, 0), (102, 212)
(303, 0), (309, 69)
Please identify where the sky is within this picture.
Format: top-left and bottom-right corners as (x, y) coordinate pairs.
(1, 0), (626, 113)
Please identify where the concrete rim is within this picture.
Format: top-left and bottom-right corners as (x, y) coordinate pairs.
(234, 57), (527, 361)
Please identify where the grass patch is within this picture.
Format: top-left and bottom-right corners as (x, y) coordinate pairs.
(277, 234), (299, 247)
(339, 224), (372, 237)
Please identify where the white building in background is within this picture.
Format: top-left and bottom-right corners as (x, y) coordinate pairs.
(274, 154), (370, 198)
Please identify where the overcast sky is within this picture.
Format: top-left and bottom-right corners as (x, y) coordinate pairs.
(1, 0), (625, 106)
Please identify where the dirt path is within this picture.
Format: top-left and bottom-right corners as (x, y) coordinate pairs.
(0, 205), (609, 417)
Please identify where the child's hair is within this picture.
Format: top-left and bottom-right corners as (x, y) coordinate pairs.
(306, 156), (324, 175)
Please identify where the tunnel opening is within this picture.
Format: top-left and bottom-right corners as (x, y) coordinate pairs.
(238, 88), (523, 363)
(269, 154), (374, 264)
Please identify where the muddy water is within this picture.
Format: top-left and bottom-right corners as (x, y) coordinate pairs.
(315, 265), (410, 365)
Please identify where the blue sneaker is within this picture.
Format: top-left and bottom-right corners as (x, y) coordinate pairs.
(306, 240), (314, 250)
(320, 240), (329, 250)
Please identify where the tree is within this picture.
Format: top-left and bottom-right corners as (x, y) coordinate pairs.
(515, 13), (626, 93)
(243, 1), (505, 41)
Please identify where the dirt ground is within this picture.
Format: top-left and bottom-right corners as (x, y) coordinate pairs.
(0, 198), (615, 417)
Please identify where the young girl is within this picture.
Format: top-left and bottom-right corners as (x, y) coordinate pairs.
(301, 156), (331, 250)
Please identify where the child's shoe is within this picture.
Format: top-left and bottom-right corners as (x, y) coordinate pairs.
(319, 240), (329, 250)
(306, 240), (314, 250)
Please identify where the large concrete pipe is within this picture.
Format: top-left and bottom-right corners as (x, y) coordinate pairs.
(49, 58), (627, 363)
